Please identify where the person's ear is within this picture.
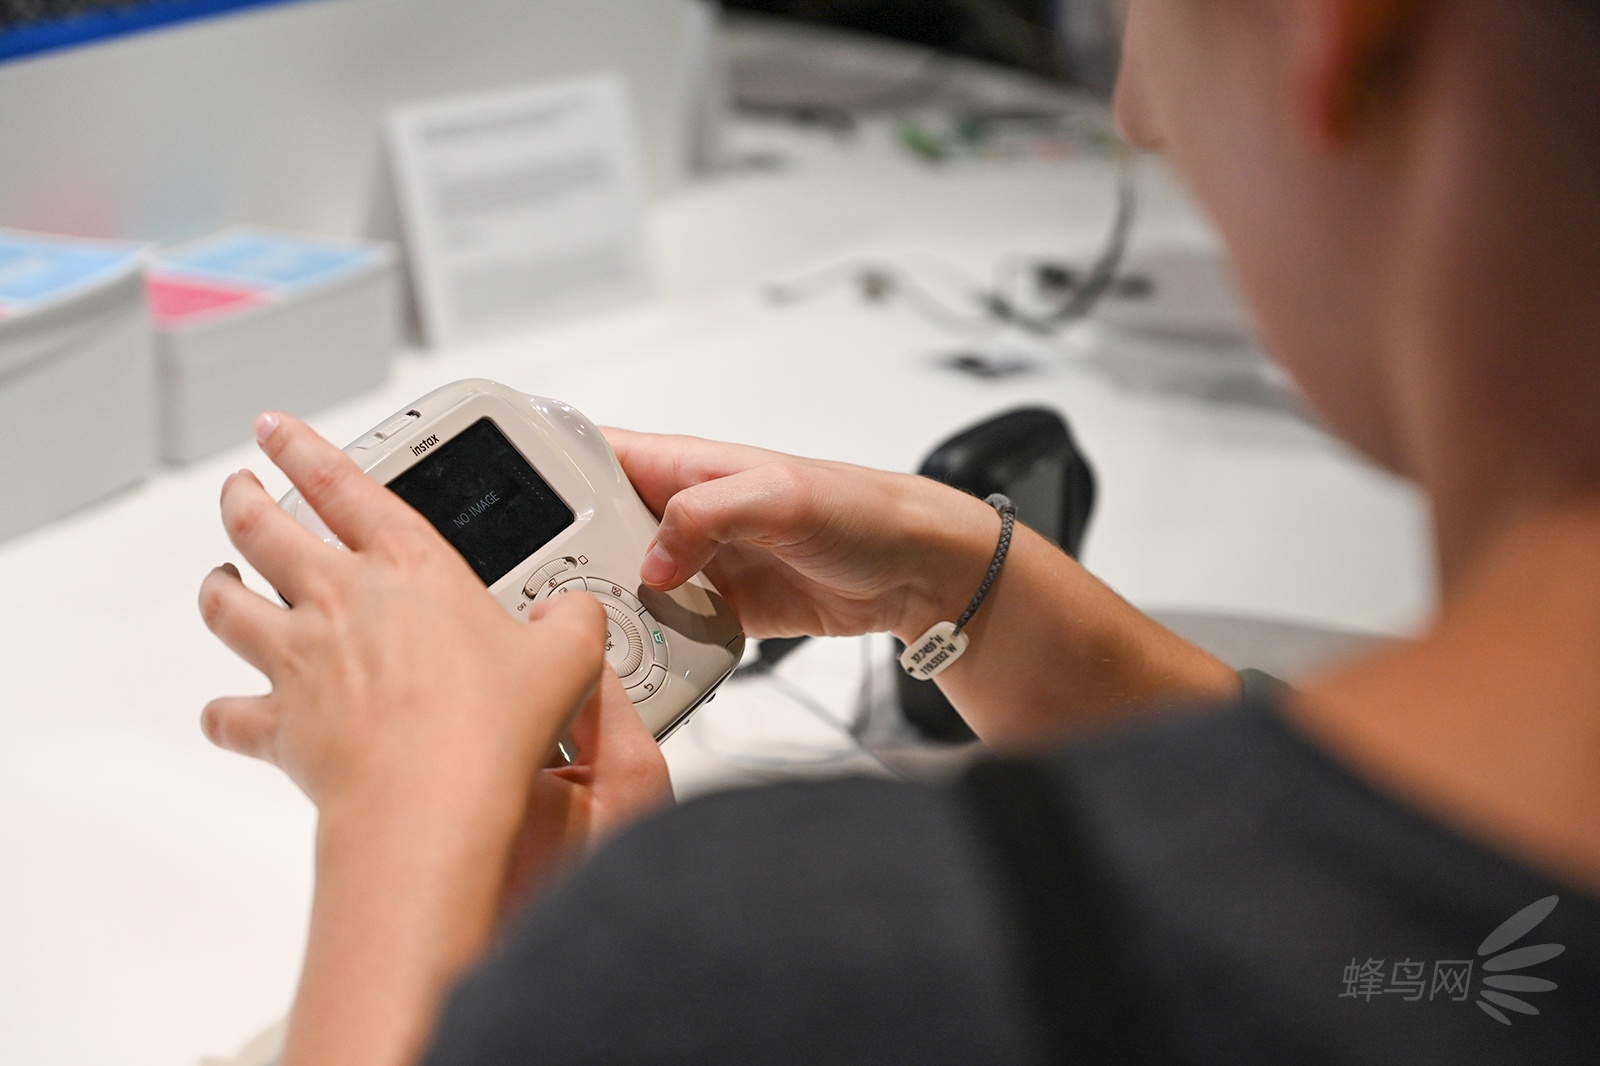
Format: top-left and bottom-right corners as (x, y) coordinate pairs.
(1300, 0), (1426, 144)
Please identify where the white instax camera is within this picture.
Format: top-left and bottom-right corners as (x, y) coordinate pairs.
(278, 379), (746, 741)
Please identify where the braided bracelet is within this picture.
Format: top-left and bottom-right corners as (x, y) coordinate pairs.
(898, 493), (1016, 681)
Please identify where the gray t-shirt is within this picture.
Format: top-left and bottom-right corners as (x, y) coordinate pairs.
(423, 695), (1600, 1064)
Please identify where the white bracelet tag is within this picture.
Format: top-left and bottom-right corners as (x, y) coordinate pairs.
(899, 620), (969, 681)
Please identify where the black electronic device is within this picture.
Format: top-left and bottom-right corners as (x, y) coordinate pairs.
(896, 407), (1096, 742)
(724, 0), (1118, 90)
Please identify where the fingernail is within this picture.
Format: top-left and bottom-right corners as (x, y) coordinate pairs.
(640, 542), (675, 586)
(221, 470), (239, 494)
(221, 562), (241, 579)
(254, 412), (282, 447)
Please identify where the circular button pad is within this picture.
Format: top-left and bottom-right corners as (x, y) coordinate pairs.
(524, 557), (669, 703)
(603, 603), (646, 676)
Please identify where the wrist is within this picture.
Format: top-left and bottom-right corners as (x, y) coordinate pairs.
(289, 782), (525, 1066)
(889, 480), (1005, 645)
(314, 770), (527, 890)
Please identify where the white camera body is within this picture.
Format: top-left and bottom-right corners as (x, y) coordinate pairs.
(278, 379), (745, 741)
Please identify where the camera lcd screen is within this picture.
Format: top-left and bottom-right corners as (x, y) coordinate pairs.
(387, 417), (576, 586)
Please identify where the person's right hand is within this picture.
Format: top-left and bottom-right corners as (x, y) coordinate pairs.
(609, 429), (1242, 752)
(605, 430), (1003, 645)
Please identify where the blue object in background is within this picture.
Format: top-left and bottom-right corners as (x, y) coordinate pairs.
(0, 235), (139, 310)
(159, 230), (376, 293)
(0, 0), (314, 64)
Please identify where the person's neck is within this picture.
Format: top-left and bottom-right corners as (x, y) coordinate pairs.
(1294, 500), (1600, 897)
(1289, 4), (1600, 893)
(1383, 0), (1600, 589)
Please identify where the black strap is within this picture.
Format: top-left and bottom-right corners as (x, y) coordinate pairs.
(954, 494), (1017, 633)
(958, 759), (1145, 1065)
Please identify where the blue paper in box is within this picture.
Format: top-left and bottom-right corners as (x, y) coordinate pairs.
(0, 230), (156, 543)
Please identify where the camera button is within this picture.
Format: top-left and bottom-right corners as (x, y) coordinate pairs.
(635, 664), (668, 701)
(523, 557), (576, 598)
(602, 603), (646, 677)
(602, 583), (644, 613)
(634, 610), (669, 666)
(371, 413), (419, 441)
(585, 577), (634, 607)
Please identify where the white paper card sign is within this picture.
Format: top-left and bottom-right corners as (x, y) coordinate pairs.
(386, 74), (655, 347)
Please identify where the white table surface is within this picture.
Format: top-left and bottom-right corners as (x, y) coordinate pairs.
(0, 119), (1434, 1065)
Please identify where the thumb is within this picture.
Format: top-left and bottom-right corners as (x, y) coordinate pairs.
(640, 463), (819, 589)
(202, 696), (280, 762)
(564, 670), (664, 774)
(556, 672), (672, 830)
(521, 591), (608, 753)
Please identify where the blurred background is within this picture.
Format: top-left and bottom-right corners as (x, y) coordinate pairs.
(0, 0), (1123, 240)
(725, 0), (1119, 89)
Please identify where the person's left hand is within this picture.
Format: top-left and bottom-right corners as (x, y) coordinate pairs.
(198, 412), (674, 1066)
(198, 412), (669, 876)
(496, 648), (673, 919)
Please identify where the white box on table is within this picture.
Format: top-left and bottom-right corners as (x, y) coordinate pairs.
(149, 228), (401, 463)
(0, 230), (156, 544)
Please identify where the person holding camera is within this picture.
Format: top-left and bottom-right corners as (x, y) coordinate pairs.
(200, 0), (1600, 1062)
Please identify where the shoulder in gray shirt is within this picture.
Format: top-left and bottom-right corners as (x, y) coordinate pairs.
(425, 696), (1600, 1065)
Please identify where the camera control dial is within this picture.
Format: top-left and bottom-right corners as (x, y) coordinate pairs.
(523, 557), (670, 703)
